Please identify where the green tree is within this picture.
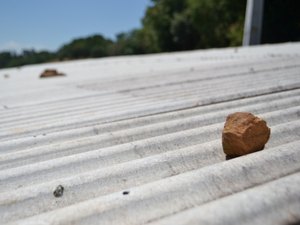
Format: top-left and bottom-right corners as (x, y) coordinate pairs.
(188, 0), (246, 48)
(58, 34), (113, 60)
(112, 29), (154, 55)
(0, 50), (55, 69)
(142, 0), (188, 52)
(0, 52), (13, 68)
(142, 0), (246, 51)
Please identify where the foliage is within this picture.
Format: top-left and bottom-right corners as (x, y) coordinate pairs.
(2, 0), (298, 69)
(0, 50), (55, 68)
(142, 0), (188, 52)
(58, 35), (113, 59)
(142, 0), (246, 51)
(112, 29), (153, 55)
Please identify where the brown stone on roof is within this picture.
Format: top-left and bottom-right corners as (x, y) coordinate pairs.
(222, 112), (271, 157)
(40, 69), (65, 78)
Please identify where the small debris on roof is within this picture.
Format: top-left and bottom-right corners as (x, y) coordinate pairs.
(222, 112), (270, 157)
(40, 69), (65, 78)
(53, 185), (64, 198)
(4, 74), (9, 79)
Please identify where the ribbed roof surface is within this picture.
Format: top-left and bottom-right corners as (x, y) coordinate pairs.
(0, 42), (300, 225)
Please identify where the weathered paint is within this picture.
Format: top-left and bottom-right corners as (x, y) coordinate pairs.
(0, 42), (300, 225)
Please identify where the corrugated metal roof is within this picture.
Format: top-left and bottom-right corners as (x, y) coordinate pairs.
(0, 42), (300, 225)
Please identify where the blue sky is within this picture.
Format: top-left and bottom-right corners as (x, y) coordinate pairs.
(0, 0), (150, 52)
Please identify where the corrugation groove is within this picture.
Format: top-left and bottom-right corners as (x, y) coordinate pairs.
(1, 57), (299, 123)
(1, 68), (299, 128)
(1, 88), (300, 148)
(148, 172), (300, 225)
(0, 56), (295, 113)
(1, 92), (299, 152)
(1, 92), (299, 151)
(1, 83), (299, 141)
(1, 105), (299, 171)
(7, 141), (300, 225)
(0, 42), (300, 224)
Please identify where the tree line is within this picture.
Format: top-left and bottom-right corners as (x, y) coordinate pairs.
(1, 0), (299, 69)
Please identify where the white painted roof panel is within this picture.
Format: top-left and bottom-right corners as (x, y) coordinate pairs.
(0, 42), (300, 224)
